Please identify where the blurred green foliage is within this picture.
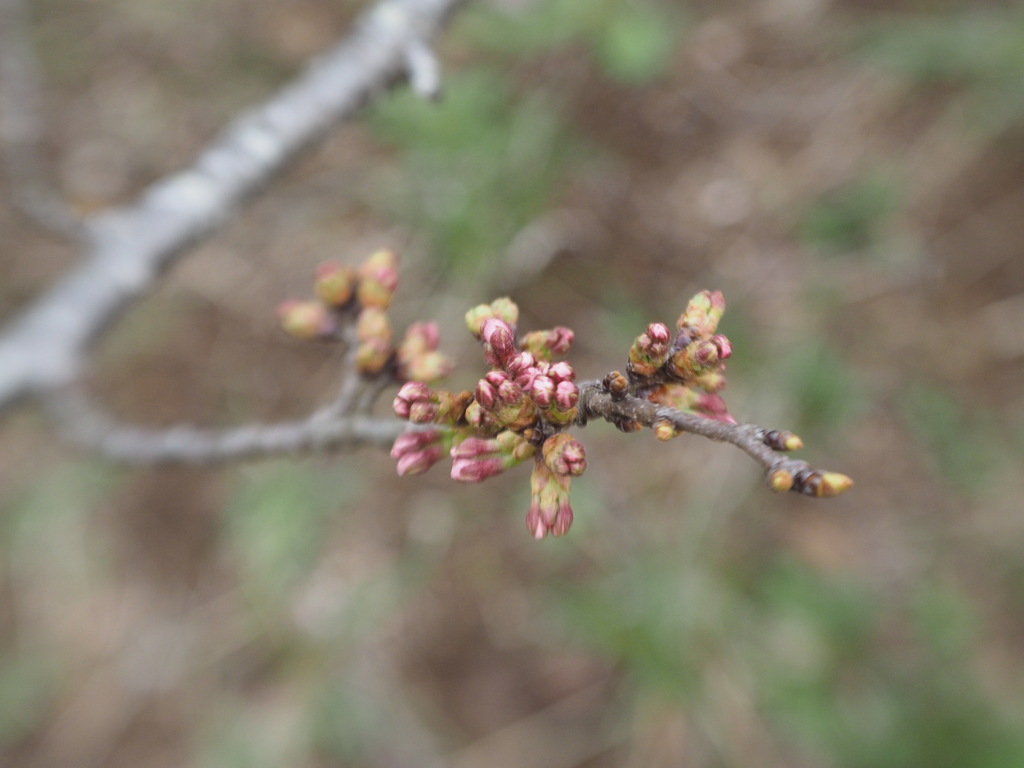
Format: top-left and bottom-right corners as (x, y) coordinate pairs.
(799, 172), (901, 255)
(461, 0), (684, 85)
(222, 462), (364, 608)
(367, 70), (579, 279)
(860, 7), (1024, 132)
(900, 384), (1000, 495)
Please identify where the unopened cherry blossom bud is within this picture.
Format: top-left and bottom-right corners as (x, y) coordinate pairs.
(711, 334), (732, 360)
(530, 375), (555, 407)
(403, 350), (454, 384)
(481, 317), (516, 367)
(603, 371), (629, 400)
(526, 460), (574, 539)
(393, 382), (435, 421)
(668, 341), (722, 383)
(539, 380), (578, 426)
(314, 261), (357, 307)
(465, 297), (519, 337)
(542, 433), (587, 476)
(792, 470), (854, 498)
(475, 377), (498, 409)
(554, 381), (578, 411)
(767, 468), (794, 493)
(677, 290), (726, 337)
(356, 249), (399, 309)
(488, 297), (519, 327)
(450, 431), (535, 483)
(548, 361), (575, 383)
(451, 454), (505, 483)
(465, 400), (501, 435)
(654, 419), (679, 441)
(357, 307), (391, 344)
(520, 326), (574, 360)
(760, 429), (803, 452)
(694, 393), (735, 423)
(629, 322), (672, 377)
(356, 337), (391, 375)
(277, 300), (336, 340)
(390, 430), (448, 476)
(397, 322), (440, 362)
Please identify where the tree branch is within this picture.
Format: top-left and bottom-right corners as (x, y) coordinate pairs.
(0, 0), (469, 415)
(44, 387), (413, 465)
(579, 384), (850, 497)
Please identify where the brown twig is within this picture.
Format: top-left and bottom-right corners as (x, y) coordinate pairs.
(44, 387), (417, 465)
(579, 384), (851, 498)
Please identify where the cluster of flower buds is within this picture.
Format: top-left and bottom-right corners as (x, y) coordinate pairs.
(623, 290), (736, 435)
(277, 250), (453, 383)
(280, 260), (852, 538)
(390, 296), (587, 539)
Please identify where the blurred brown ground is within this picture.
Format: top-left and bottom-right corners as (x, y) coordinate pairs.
(2, 0), (1024, 766)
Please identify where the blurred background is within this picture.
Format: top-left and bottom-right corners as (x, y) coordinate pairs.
(3, 0), (1024, 765)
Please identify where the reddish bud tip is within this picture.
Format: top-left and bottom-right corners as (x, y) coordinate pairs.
(542, 433), (587, 476)
(711, 334), (732, 360)
(481, 317), (516, 367)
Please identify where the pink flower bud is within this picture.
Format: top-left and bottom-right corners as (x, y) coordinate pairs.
(554, 381), (578, 411)
(481, 317), (516, 367)
(677, 290), (725, 337)
(497, 378), (523, 404)
(451, 456), (505, 483)
(695, 393), (736, 423)
(506, 351), (537, 380)
(548, 361), (575, 383)
(390, 431), (447, 476)
(689, 339), (719, 367)
(530, 375), (556, 407)
(648, 322), (671, 346)
(314, 262), (357, 307)
(451, 436), (499, 459)
(519, 326), (575, 360)
(450, 434), (520, 482)
(277, 300), (336, 340)
(408, 400), (438, 423)
(397, 322), (440, 363)
(542, 433), (587, 477)
(356, 307), (392, 344)
(711, 334), (732, 360)
(475, 378), (497, 409)
(402, 350), (454, 384)
(357, 249), (400, 309)
(355, 337), (391, 374)
(393, 382), (435, 421)
(526, 461), (575, 539)
(628, 323), (672, 377)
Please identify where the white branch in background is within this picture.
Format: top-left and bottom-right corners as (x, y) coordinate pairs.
(45, 387), (414, 464)
(0, 0), (83, 238)
(0, 0), (468, 415)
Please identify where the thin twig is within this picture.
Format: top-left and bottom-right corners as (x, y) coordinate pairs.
(45, 387), (415, 465)
(579, 385), (847, 496)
